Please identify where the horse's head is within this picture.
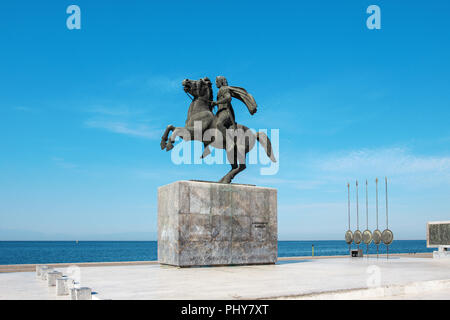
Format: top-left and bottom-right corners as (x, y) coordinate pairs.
(182, 77), (212, 101)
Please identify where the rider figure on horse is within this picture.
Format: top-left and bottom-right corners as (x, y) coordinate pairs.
(201, 76), (258, 158)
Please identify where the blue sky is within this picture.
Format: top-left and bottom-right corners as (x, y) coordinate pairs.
(1, 1), (449, 240)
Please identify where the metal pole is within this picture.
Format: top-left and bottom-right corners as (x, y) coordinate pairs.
(385, 177), (389, 229)
(385, 177), (389, 260)
(347, 183), (351, 255)
(376, 178), (379, 259)
(347, 183), (350, 230)
(356, 180), (359, 230)
(366, 180), (369, 257)
(366, 180), (368, 230)
(376, 178), (379, 230)
(356, 180), (359, 250)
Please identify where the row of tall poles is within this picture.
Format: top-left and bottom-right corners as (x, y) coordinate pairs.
(345, 177), (394, 258)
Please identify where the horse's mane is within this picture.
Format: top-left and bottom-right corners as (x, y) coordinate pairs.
(203, 77), (213, 102)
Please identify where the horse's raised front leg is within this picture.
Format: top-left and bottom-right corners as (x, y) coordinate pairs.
(161, 125), (175, 150)
(165, 126), (193, 151)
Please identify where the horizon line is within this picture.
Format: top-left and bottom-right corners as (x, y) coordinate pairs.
(0, 239), (427, 242)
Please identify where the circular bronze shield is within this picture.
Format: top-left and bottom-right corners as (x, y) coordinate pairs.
(354, 230), (362, 245)
(345, 230), (353, 244)
(373, 229), (382, 245)
(382, 229), (394, 245)
(362, 229), (373, 245)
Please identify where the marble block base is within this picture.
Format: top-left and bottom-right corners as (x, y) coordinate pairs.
(433, 251), (450, 259)
(433, 246), (450, 259)
(158, 180), (277, 267)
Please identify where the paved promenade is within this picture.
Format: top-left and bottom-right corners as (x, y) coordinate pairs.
(1, 254), (449, 300)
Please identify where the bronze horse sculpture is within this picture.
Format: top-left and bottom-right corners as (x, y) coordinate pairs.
(160, 77), (276, 184)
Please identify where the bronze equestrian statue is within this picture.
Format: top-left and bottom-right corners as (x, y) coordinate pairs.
(160, 77), (276, 184)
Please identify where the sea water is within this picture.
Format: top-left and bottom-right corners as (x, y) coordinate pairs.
(0, 240), (433, 265)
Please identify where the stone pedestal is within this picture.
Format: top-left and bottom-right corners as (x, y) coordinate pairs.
(433, 246), (450, 259)
(158, 180), (277, 267)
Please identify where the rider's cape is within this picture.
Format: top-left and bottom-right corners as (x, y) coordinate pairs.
(229, 86), (257, 115)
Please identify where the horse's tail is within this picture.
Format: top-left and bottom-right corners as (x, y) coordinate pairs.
(256, 132), (277, 163)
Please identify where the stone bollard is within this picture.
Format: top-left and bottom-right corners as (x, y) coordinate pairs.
(36, 265), (48, 278)
(70, 288), (77, 300)
(69, 282), (80, 300)
(47, 271), (63, 287)
(56, 277), (74, 296)
(40, 267), (53, 281)
(70, 287), (92, 300)
(76, 287), (92, 300)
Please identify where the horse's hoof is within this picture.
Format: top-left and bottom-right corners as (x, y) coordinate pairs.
(166, 142), (174, 151)
(160, 140), (167, 150)
(218, 177), (232, 184)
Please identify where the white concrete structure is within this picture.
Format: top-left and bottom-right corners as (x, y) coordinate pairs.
(69, 287), (92, 300)
(75, 287), (92, 300)
(40, 267), (53, 281)
(1, 256), (449, 300)
(433, 246), (450, 259)
(35, 265), (48, 278)
(47, 271), (63, 287)
(56, 277), (73, 296)
(70, 288), (77, 300)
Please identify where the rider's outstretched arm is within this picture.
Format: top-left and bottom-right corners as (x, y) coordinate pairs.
(212, 88), (232, 106)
